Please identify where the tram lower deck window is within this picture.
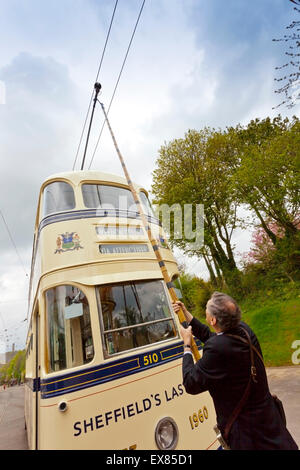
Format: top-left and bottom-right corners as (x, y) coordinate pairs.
(97, 280), (177, 356)
(45, 285), (94, 372)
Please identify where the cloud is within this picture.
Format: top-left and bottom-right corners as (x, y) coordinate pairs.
(0, 51), (85, 352)
(0, 250), (30, 353)
(0, 52), (82, 254)
(0, 0), (299, 352)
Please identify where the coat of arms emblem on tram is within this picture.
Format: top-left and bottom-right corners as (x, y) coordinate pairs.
(55, 232), (83, 254)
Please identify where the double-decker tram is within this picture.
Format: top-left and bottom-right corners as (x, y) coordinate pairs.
(25, 170), (218, 450)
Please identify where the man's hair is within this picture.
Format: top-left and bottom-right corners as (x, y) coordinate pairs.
(206, 291), (241, 331)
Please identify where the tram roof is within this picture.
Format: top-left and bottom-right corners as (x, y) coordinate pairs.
(34, 170), (149, 231)
(41, 170), (146, 191)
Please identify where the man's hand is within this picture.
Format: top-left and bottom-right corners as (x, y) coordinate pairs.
(179, 324), (192, 346)
(172, 301), (193, 323)
(172, 300), (188, 315)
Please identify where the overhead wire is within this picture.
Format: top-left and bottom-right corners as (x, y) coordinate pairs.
(0, 210), (30, 350)
(72, 0), (119, 171)
(88, 0), (146, 170)
(0, 209), (29, 278)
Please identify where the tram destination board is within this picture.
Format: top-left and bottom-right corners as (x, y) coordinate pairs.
(99, 243), (149, 254)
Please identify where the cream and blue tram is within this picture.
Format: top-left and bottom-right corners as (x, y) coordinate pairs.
(25, 170), (218, 450)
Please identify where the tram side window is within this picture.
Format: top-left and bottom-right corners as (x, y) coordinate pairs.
(82, 184), (136, 211)
(97, 280), (177, 356)
(45, 285), (94, 372)
(42, 181), (75, 217)
(139, 191), (155, 217)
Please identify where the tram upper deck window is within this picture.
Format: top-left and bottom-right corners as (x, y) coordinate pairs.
(139, 191), (154, 217)
(45, 285), (94, 373)
(42, 181), (75, 218)
(97, 280), (177, 356)
(82, 184), (135, 211)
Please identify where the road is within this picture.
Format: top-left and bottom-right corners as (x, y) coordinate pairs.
(266, 366), (300, 448)
(0, 367), (299, 450)
(0, 384), (28, 450)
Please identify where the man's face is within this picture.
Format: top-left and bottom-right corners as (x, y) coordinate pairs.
(205, 301), (212, 325)
(205, 300), (217, 329)
(205, 309), (210, 324)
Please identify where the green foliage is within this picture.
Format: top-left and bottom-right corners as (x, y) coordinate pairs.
(174, 272), (214, 319)
(230, 116), (300, 241)
(0, 350), (25, 384)
(238, 229), (300, 301)
(272, 232), (300, 281)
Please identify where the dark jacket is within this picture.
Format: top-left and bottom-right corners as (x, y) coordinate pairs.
(182, 318), (298, 450)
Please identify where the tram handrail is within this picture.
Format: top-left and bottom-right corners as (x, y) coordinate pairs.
(103, 316), (176, 334)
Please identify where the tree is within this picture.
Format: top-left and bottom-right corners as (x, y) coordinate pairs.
(152, 116), (299, 292)
(245, 223), (281, 266)
(152, 128), (241, 289)
(228, 116), (300, 243)
(242, 214), (300, 286)
(273, 0), (300, 109)
(0, 350), (25, 384)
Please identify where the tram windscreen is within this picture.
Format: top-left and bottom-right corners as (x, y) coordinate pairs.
(139, 191), (155, 217)
(82, 184), (136, 211)
(82, 184), (154, 217)
(97, 280), (177, 355)
(42, 181), (75, 217)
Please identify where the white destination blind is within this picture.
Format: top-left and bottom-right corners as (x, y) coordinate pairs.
(64, 302), (84, 319)
(96, 225), (144, 237)
(99, 243), (149, 254)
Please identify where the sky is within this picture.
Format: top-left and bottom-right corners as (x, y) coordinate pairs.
(0, 0), (299, 353)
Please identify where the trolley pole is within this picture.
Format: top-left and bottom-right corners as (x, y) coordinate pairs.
(99, 97), (200, 362)
(81, 82), (102, 171)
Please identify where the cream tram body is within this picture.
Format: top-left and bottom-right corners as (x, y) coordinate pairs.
(25, 170), (217, 450)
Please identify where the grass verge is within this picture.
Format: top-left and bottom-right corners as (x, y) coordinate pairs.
(240, 296), (300, 366)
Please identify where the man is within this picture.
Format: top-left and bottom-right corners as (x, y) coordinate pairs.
(173, 291), (298, 450)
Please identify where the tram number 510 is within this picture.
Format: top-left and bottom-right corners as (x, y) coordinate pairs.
(188, 406), (209, 430)
(143, 353), (159, 366)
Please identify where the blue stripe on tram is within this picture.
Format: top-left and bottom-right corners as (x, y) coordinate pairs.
(40, 340), (202, 399)
(39, 209), (162, 233)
